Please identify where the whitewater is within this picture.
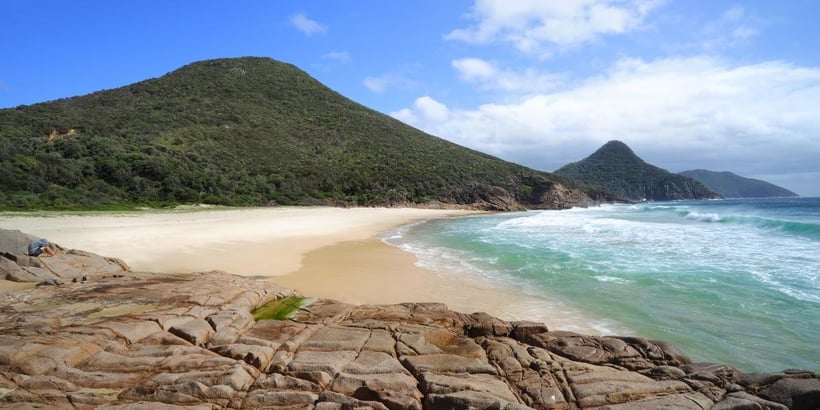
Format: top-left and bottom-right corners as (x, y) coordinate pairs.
(387, 197), (820, 372)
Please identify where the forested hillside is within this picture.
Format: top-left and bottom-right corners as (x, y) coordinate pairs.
(0, 57), (599, 210)
(679, 169), (798, 198)
(555, 140), (720, 201)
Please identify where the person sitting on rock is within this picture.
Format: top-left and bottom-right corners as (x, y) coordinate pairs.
(28, 238), (56, 257)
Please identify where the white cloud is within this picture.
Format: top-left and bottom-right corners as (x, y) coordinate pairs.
(289, 13), (327, 36)
(452, 57), (564, 93)
(393, 96), (450, 125)
(696, 6), (759, 51)
(363, 74), (414, 93)
(323, 51), (350, 63)
(445, 0), (663, 56)
(452, 58), (497, 81)
(391, 57), (820, 192)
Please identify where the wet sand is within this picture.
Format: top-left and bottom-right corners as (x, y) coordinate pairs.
(273, 238), (577, 326)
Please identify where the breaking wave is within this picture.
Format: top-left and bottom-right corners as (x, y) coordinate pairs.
(678, 210), (820, 240)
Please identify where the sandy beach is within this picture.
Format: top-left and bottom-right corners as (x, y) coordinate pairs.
(1, 207), (463, 274)
(0, 206), (600, 332)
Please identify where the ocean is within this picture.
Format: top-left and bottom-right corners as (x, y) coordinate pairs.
(386, 197), (820, 373)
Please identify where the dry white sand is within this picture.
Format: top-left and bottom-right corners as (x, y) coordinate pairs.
(0, 206), (597, 331)
(0, 207), (470, 276)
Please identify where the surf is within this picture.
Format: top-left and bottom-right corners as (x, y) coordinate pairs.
(388, 197), (820, 373)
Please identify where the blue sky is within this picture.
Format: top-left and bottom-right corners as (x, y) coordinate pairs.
(2, 1), (819, 195)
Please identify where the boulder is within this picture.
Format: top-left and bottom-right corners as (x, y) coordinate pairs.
(0, 228), (129, 284)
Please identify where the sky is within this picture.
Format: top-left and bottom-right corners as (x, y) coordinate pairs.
(2, 1), (819, 196)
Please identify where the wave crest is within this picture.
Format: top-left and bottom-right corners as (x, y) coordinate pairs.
(676, 210), (820, 240)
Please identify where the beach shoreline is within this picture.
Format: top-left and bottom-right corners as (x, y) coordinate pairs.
(0, 207), (472, 276)
(0, 206), (603, 332)
(1, 207), (483, 302)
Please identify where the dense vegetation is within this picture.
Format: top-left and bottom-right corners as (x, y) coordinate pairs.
(679, 169), (798, 198)
(555, 140), (720, 201)
(0, 57), (580, 210)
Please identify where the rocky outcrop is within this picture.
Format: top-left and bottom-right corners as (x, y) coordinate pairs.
(0, 230), (817, 408)
(522, 179), (601, 210)
(443, 183), (525, 211)
(441, 177), (610, 212)
(0, 228), (129, 284)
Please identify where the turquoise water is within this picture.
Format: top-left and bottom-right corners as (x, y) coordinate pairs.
(387, 198), (820, 372)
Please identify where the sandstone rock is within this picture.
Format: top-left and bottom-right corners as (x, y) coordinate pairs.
(330, 372), (422, 409)
(759, 377), (820, 409)
(510, 320), (550, 342)
(98, 319), (164, 344)
(713, 391), (789, 410)
(288, 349), (358, 375)
(402, 353), (498, 375)
(0, 229), (38, 257)
(252, 373), (320, 391)
(169, 318), (215, 346)
(425, 390), (527, 410)
(300, 325), (371, 351)
(318, 390), (390, 409)
(467, 311), (514, 337)
(343, 350), (409, 375)
(598, 392), (713, 409)
(1, 228), (129, 284)
(530, 331), (689, 371)
(241, 389), (319, 408)
(647, 365), (687, 380)
(5, 263), (60, 283)
(362, 329), (396, 356)
(565, 361), (694, 408)
(211, 343), (276, 371)
(419, 372), (519, 403)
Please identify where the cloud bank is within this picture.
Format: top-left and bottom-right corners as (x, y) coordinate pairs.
(392, 56), (820, 193)
(445, 0), (663, 56)
(374, 1), (819, 194)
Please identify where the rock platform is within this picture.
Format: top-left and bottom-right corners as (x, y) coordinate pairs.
(1, 229), (818, 409)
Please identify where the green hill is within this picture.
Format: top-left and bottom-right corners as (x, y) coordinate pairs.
(555, 140), (720, 201)
(679, 169), (798, 198)
(0, 57), (604, 210)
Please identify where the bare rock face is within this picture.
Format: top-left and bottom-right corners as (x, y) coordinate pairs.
(0, 231), (817, 408)
(0, 228), (129, 284)
(532, 182), (597, 210)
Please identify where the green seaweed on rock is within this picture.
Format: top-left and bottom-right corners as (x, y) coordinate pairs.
(252, 296), (305, 320)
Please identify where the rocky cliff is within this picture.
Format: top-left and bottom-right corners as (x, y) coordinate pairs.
(1, 229), (818, 409)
